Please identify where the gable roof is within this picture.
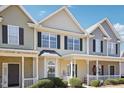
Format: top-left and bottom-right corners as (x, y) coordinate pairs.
(101, 18), (120, 40)
(0, 5), (37, 24)
(86, 18), (120, 39)
(39, 6), (87, 34)
(86, 22), (110, 38)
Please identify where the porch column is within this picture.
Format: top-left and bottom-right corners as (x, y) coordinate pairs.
(86, 59), (89, 85)
(70, 59), (73, 78)
(96, 59), (99, 80)
(55, 58), (58, 77)
(22, 56), (24, 88)
(119, 61), (122, 78)
(44, 57), (47, 78)
(36, 57), (39, 81)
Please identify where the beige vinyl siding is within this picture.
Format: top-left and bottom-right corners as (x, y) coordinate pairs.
(0, 6), (34, 50)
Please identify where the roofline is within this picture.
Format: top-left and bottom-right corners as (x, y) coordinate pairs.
(97, 17), (120, 40)
(0, 5), (37, 24)
(39, 6), (87, 34)
(87, 24), (111, 39)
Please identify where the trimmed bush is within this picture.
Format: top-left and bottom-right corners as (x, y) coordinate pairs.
(104, 79), (119, 85)
(69, 78), (82, 88)
(104, 79), (111, 85)
(62, 80), (68, 88)
(117, 78), (124, 84)
(31, 79), (54, 88)
(49, 77), (67, 88)
(90, 80), (100, 87)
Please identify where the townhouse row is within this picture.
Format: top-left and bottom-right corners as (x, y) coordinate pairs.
(0, 5), (123, 88)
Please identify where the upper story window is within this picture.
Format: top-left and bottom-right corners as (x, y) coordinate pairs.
(50, 34), (57, 48)
(42, 33), (49, 48)
(95, 39), (101, 53)
(108, 42), (116, 55)
(67, 36), (80, 51)
(93, 39), (103, 53)
(42, 32), (57, 48)
(2, 25), (24, 45)
(8, 25), (19, 45)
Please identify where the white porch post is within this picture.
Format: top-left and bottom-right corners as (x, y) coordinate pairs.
(35, 57), (39, 81)
(55, 58), (58, 77)
(119, 61), (122, 78)
(33, 57), (38, 83)
(96, 59), (99, 80)
(87, 59), (89, 85)
(70, 59), (73, 78)
(44, 57), (47, 78)
(22, 56), (24, 88)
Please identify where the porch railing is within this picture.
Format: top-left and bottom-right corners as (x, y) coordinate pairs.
(24, 78), (37, 88)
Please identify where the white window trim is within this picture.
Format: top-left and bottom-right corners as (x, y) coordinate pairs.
(8, 25), (19, 45)
(67, 36), (81, 51)
(41, 32), (57, 49)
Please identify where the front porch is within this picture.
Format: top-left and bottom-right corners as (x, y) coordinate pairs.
(0, 48), (38, 88)
(62, 54), (123, 85)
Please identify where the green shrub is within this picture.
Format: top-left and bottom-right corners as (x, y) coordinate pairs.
(104, 79), (119, 85)
(69, 78), (82, 88)
(90, 80), (100, 87)
(117, 78), (124, 84)
(48, 77), (67, 88)
(31, 79), (54, 88)
(62, 80), (68, 88)
(104, 79), (111, 85)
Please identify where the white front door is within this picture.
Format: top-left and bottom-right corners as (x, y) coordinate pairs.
(2, 63), (8, 88)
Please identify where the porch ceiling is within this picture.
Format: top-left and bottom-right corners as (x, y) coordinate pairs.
(62, 54), (124, 62)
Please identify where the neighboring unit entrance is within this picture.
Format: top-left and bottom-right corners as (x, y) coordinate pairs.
(8, 64), (19, 87)
(2, 63), (20, 87)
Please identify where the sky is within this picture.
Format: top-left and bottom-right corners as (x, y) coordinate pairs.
(24, 5), (124, 52)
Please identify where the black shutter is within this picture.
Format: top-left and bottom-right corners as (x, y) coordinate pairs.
(102, 65), (104, 75)
(64, 36), (67, 50)
(72, 64), (74, 77)
(116, 44), (118, 55)
(2, 25), (8, 44)
(19, 27), (24, 45)
(93, 39), (96, 52)
(80, 38), (82, 51)
(75, 64), (77, 77)
(101, 41), (103, 53)
(37, 32), (41, 47)
(57, 35), (60, 49)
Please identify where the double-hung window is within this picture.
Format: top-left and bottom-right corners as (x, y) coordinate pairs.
(42, 33), (49, 48)
(50, 34), (57, 48)
(68, 37), (73, 50)
(41, 32), (57, 48)
(8, 25), (19, 45)
(96, 39), (101, 53)
(74, 38), (80, 50)
(108, 42), (116, 55)
(67, 37), (80, 51)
